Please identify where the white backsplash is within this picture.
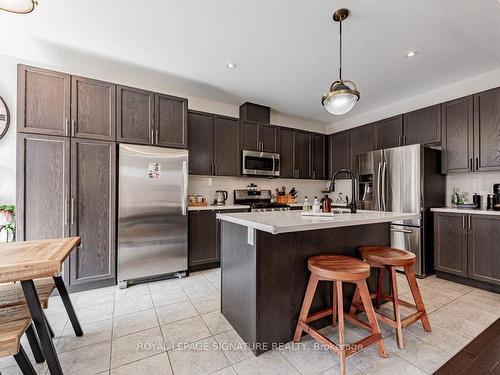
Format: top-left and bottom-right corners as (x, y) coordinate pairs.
(446, 171), (500, 208)
(188, 176), (353, 205)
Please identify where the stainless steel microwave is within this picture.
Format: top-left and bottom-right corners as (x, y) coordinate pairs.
(242, 150), (280, 177)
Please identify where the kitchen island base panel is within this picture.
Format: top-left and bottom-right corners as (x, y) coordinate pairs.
(221, 221), (390, 355)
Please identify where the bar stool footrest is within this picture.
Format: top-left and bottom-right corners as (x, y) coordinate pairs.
(305, 308), (334, 323)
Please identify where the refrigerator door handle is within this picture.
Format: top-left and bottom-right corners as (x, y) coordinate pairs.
(181, 160), (188, 216)
(376, 162), (382, 211)
(381, 161), (387, 211)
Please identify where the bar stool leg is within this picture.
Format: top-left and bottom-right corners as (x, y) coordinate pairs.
(348, 285), (360, 316)
(357, 280), (387, 358)
(293, 274), (319, 342)
(375, 268), (383, 309)
(404, 265), (431, 332)
(388, 266), (404, 349)
(332, 281), (338, 326)
(336, 281), (346, 375)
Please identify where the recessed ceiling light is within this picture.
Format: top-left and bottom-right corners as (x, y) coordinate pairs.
(405, 50), (419, 58)
(225, 62), (236, 69)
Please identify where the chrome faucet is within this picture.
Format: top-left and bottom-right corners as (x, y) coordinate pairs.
(328, 169), (357, 213)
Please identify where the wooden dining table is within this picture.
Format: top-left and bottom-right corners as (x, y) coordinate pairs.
(0, 237), (82, 375)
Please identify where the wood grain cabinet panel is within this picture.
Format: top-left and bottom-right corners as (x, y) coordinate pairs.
(116, 85), (154, 145)
(260, 125), (279, 153)
(434, 213), (468, 277)
(473, 87), (500, 171)
(240, 121), (260, 151)
(188, 111), (214, 175)
(311, 133), (326, 180)
(403, 105), (441, 146)
(350, 124), (373, 175)
(71, 76), (115, 141)
(467, 215), (500, 286)
(16, 133), (70, 241)
(214, 115), (240, 176)
(279, 128), (295, 178)
(441, 96), (474, 173)
(69, 139), (116, 286)
(294, 130), (311, 179)
(17, 65), (70, 136)
(155, 93), (188, 149)
(189, 210), (218, 267)
(328, 130), (351, 179)
(373, 115), (403, 150)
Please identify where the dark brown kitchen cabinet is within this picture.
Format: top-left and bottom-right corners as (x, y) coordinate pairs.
(311, 133), (326, 180)
(441, 96), (473, 173)
(350, 124), (373, 174)
(69, 139), (116, 287)
(188, 110), (239, 176)
(403, 105), (441, 146)
(434, 212), (468, 277)
(214, 115), (240, 176)
(155, 93), (188, 149)
(188, 111), (214, 175)
(279, 127), (295, 178)
(240, 121), (279, 152)
(328, 130), (351, 179)
(373, 115), (403, 150)
(467, 215), (500, 286)
(293, 130), (311, 179)
(71, 76), (116, 141)
(16, 133), (70, 241)
(189, 210), (218, 268)
(116, 85), (154, 145)
(473, 87), (500, 172)
(17, 65), (71, 137)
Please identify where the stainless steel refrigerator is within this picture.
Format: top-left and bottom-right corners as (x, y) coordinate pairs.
(356, 144), (445, 277)
(118, 144), (188, 288)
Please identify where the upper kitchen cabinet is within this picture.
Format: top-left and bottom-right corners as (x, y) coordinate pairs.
(17, 65), (71, 137)
(116, 85), (154, 145)
(279, 127), (295, 178)
(294, 130), (311, 179)
(188, 111), (214, 175)
(155, 93), (188, 149)
(373, 115), (403, 150)
(403, 105), (441, 146)
(311, 133), (326, 180)
(473, 87), (500, 172)
(214, 115), (240, 176)
(328, 130), (350, 179)
(71, 76), (116, 141)
(441, 95), (473, 173)
(350, 124), (373, 174)
(240, 121), (279, 152)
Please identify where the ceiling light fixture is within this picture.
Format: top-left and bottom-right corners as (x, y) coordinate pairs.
(322, 8), (360, 116)
(405, 50), (419, 58)
(225, 62), (236, 69)
(0, 0), (38, 14)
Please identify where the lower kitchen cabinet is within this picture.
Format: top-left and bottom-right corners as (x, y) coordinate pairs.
(188, 208), (248, 270)
(434, 212), (500, 289)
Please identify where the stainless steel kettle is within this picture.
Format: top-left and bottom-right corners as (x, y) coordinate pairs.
(215, 190), (228, 205)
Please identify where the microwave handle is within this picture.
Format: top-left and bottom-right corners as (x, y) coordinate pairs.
(272, 156), (275, 173)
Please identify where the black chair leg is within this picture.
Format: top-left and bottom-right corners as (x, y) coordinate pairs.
(53, 275), (83, 336)
(41, 310), (55, 339)
(25, 323), (45, 363)
(14, 344), (37, 375)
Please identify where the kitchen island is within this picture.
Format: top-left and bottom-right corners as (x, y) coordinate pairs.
(216, 210), (418, 355)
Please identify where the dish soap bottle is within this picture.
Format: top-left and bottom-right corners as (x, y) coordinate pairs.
(312, 196), (320, 213)
(451, 187), (459, 208)
(302, 196), (310, 212)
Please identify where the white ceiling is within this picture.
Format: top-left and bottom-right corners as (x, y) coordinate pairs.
(1, 0), (500, 129)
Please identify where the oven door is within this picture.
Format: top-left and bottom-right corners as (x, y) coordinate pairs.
(242, 150), (280, 177)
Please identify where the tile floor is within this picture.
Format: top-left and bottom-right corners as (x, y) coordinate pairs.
(1, 269), (499, 375)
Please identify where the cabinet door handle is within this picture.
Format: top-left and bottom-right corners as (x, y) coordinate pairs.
(215, 163), (218, 175)
(475, 157), (479, 170)
(155, 129), (159, 145)
(468, 215), (471, 229)
(404, 135), (407, 145)
(64, 198), (68, 225)
(71, 119), (76, 136)
(470, 158), (473, 171)
(65, 118), (69, 136)
(151, 128), (154, 145)
(70, 198), (75, 225)
(312, 170), (315, 179)
(462, 214), (465, 229)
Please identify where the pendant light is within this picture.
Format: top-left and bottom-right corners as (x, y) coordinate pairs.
(322, 8), (360, 115)
(0, 0), (38, 14)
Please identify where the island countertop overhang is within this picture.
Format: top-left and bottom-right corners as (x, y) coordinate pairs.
(216, 210), (419, 234)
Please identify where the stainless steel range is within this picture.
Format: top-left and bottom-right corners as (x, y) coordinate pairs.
(234, 189), (290, 212)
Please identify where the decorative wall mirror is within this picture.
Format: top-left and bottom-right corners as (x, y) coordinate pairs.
(0, 96), (10, 140)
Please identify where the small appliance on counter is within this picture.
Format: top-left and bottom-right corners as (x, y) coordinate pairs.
(214, 190), (228, 205)
(234, 189), (290, 212)
(494, 184), (500, 211)
(487, 193), (497, 210)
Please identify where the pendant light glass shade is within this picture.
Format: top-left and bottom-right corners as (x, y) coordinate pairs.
(0, 0), (37, 14)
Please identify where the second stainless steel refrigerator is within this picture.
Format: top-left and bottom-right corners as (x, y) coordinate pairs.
(356, 144), (445, 277)
(118, 144), (188, 288)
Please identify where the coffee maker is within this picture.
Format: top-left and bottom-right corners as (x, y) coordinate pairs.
(494, 184), (500, 211)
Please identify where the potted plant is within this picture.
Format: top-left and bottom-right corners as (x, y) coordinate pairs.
(0, 204), (15, 242)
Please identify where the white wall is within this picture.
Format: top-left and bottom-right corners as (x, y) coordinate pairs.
(446, 172), (500, 210)
(0, 54), (327, 204)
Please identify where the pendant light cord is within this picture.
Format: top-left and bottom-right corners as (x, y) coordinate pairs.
(339, 18), (343, 81)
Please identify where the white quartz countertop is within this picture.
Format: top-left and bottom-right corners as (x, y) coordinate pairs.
(216, 210), (419, 234)
(431, 207), (500, 216)
(188, 204), (250, 211)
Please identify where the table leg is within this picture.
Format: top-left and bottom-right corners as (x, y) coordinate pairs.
(53, 275), (83, 337)
(21, 280), (63, 375)
(25, 323), (45, 363)
(42, 309), (55, 338)
(14, 345), (38, 375)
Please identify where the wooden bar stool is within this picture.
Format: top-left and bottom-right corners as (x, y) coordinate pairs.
(350, 246), (431, 349)
(294, 255), (387, 375)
